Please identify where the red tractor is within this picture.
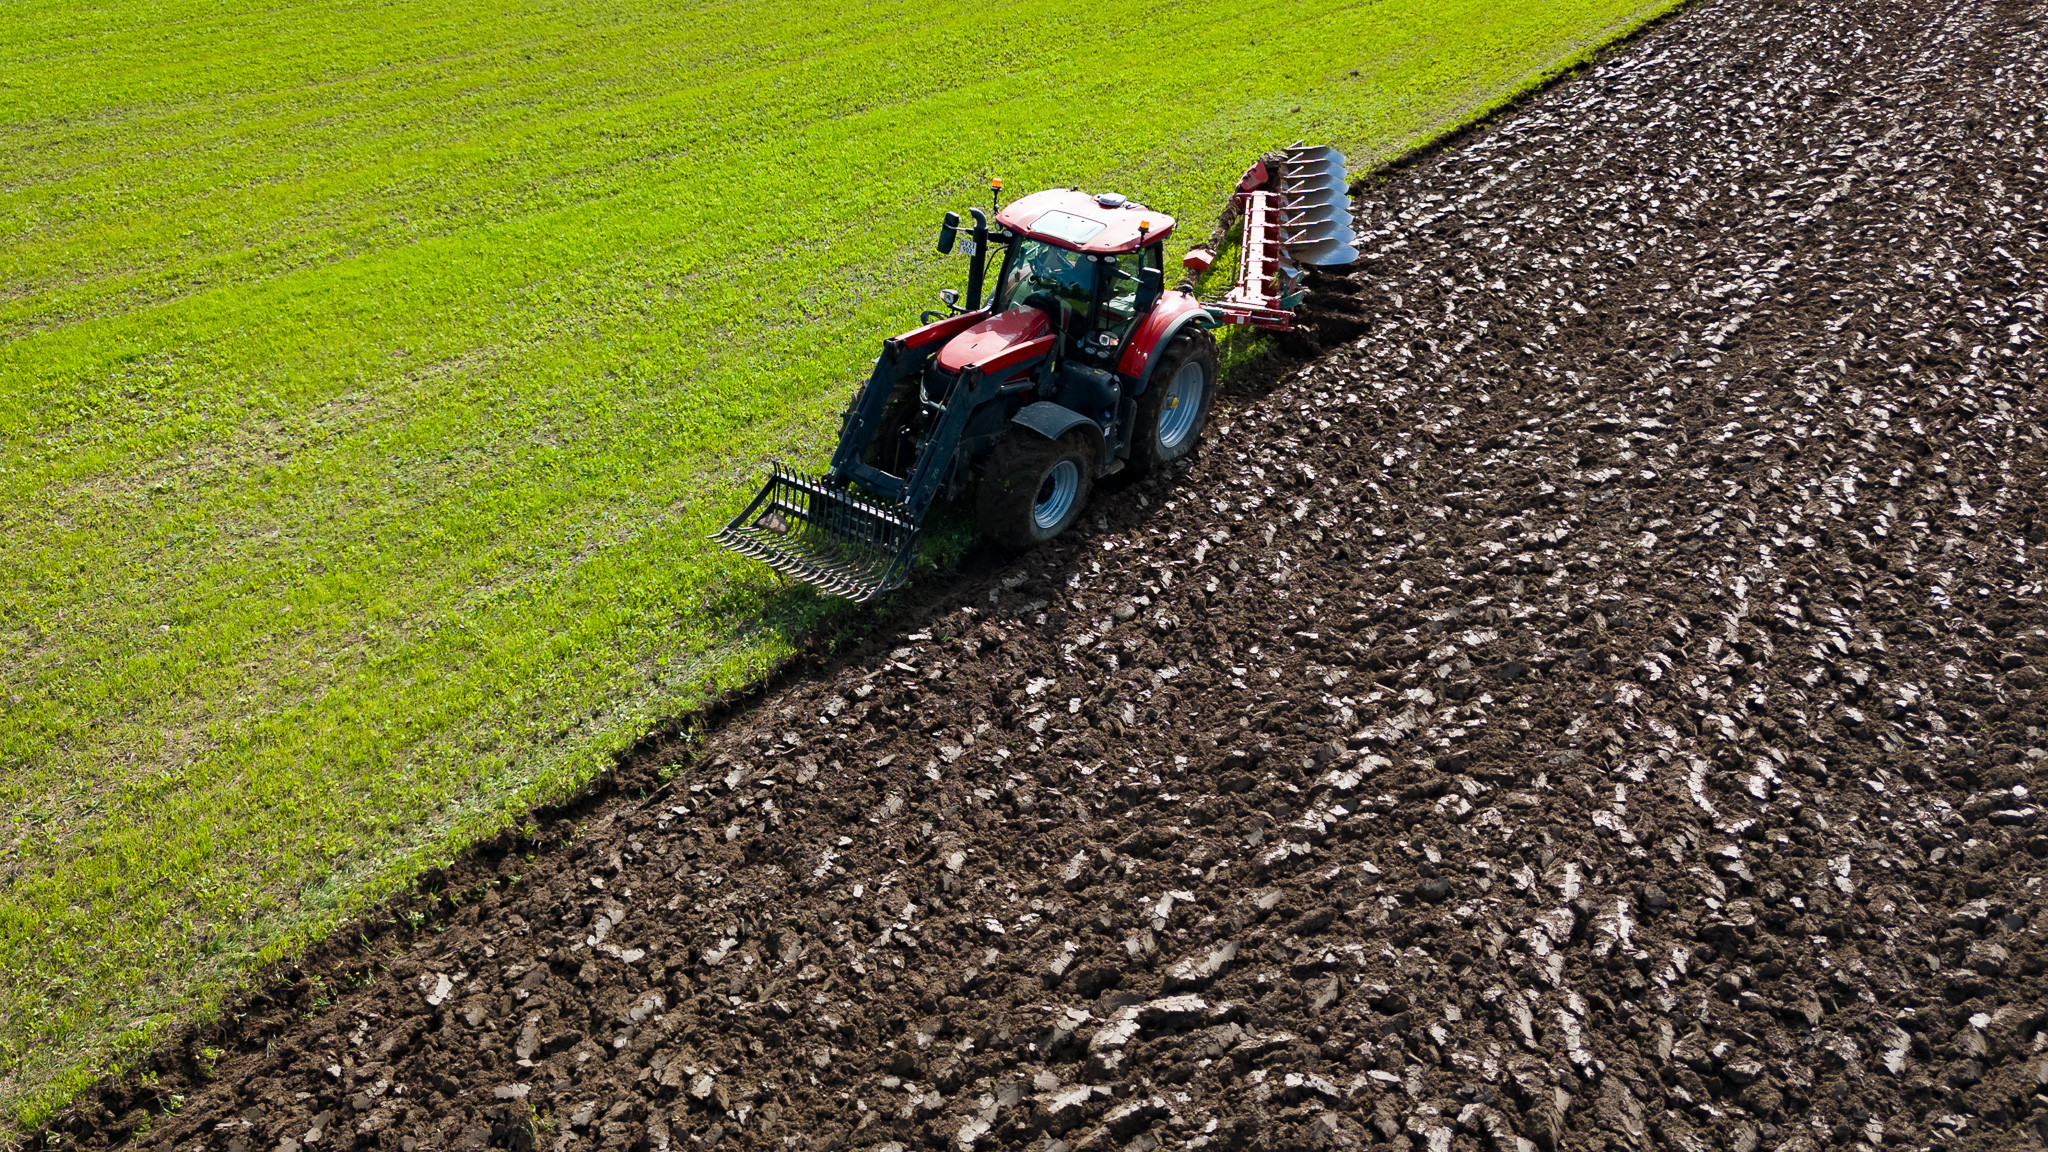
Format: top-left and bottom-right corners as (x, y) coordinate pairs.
(718, 145), (1356, 600)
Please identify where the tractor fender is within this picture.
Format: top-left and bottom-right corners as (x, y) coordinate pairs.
(1010, 401), (1106, 458)
(1117, 290), (1213, 394)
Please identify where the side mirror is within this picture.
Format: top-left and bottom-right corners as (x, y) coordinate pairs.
(1136, 266), (1165, 311)
(937, 211), (960, 255)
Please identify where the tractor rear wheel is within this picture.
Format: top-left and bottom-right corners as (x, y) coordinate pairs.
(978, 428), (1099, 549)
(1131, 329), (1218, 474)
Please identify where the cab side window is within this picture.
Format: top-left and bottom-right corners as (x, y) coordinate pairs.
(1103, 254), (1139, 325)
(1099, 244), (1163, 342)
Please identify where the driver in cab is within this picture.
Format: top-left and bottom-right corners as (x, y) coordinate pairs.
(999, 240), (1096, 323)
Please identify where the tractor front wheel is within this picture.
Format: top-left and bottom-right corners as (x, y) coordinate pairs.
(978, 428), (1099, 549)
(1131, 329), (1218, 474)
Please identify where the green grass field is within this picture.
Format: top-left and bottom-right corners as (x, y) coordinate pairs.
(0, 0), (1674, 1124)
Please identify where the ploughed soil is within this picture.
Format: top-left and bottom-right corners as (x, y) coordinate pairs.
(37, 0), (2048, 1150)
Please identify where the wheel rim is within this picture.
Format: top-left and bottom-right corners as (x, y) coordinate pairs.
(1033, 459), (1081, 530)
(1158, 359), (1206, 449)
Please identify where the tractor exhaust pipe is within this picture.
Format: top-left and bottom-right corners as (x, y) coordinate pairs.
(964, 207), (990, 311)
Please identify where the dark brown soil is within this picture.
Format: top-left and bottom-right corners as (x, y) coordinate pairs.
(35, 0), (2048, 1150)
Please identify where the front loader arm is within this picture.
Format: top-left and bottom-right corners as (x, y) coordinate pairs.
(828, 310), (988, 490)
(714, 308), (1029, 603)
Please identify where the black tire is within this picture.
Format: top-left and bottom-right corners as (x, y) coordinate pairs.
(862, 379), (923, 475)
(977, 428), (1099, 549)
(1130, 328), (1218, 474)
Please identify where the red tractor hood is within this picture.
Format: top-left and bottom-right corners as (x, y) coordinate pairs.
(936, 306), (1052, 374)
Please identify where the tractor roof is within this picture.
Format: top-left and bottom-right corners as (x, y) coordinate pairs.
(996, 189), (1175, 254)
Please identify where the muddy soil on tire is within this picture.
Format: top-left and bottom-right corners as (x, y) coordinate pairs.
(39, 1), (2048, 1151)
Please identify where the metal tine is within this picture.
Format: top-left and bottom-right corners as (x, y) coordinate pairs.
(715, 465), (918, 602)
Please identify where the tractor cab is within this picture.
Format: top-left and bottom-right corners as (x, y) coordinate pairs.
(975, 189), (1174, 368)
(917, 189), (1188, 449)
(975, 236), (1168, 367)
